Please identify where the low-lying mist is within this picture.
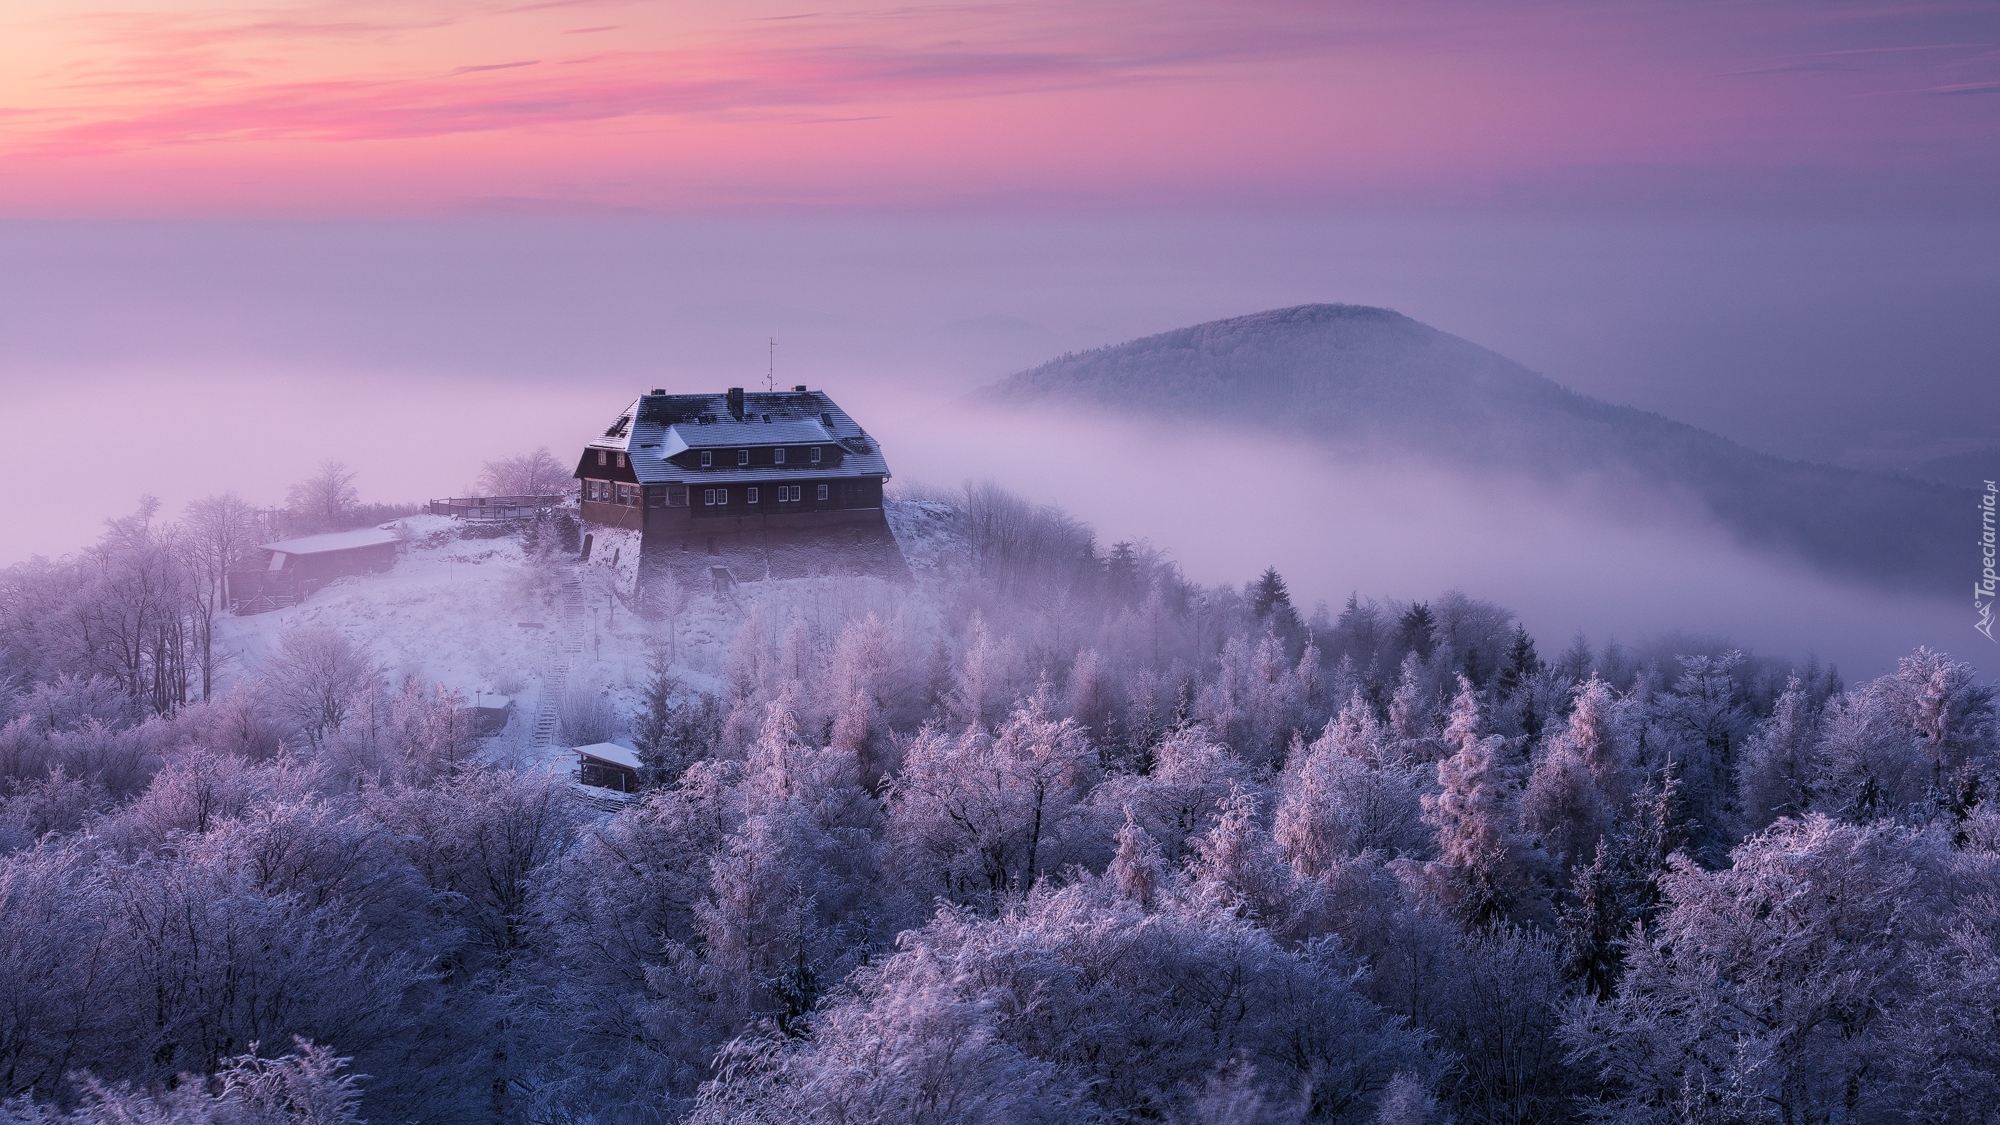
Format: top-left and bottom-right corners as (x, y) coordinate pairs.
(4, 363), (1964, 678)
(3, 214), (1989, 677)
(877, 401), (1971, 679)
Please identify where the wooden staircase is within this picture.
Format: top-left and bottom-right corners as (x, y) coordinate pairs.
(531, 569), (587, 753)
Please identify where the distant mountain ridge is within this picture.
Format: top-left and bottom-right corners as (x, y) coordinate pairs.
(987, 304), (1969, 596)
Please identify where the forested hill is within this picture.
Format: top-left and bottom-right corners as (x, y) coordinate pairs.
(988, 304), (1968, 595)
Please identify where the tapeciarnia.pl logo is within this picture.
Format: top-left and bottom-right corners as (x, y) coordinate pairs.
(1979, 479), (1997, 642)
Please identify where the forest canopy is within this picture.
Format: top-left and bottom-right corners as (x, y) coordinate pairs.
(1, 476), (1996, 1125)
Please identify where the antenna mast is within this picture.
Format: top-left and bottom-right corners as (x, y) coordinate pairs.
(765, 334), (777, 391)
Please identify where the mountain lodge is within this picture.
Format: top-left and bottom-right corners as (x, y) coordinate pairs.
(574, 385), (905, 582)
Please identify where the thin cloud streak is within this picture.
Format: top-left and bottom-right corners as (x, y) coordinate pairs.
(448, 60), (540, 75)
(1, 0), (1997, 214)
(5, 15), (1355, 156)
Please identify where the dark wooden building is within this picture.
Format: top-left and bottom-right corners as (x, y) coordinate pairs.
(574, 742), (642, 794)
(574, 385), (902, 579)
(226, 527), (402, 613)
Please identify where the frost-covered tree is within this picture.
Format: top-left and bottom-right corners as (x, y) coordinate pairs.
(1880, 646), (1997, 815)
(943, 619), (1017, 732)
(1090, 724), (1250, 866)
(1563, 815), (1951, 1125)
(1423, 677), (1543, 927)
(1521, 678), (1631, 880)
(1187, 782), (1298, 928)
(526, 762), (741, 1122)
(698, 699), (882, 1028)
(1107, 810), (1169, 910)
(261, 629), (373, 752)
(698, 882), (1427, 1124)
(1818, 683), (1928, 822)
(1197, 634), (1321, 765)
(1274, 697), (1430, 875)
(476, 447), (568, 498)
(282, 462), (359, 533)
(1386, 652), (1443, 760)
(1652, 651), (1750, 857)
(1520, 741), (1606, 880)
(886, 697), (1098, 911)
(1, 1040), (365, 1125)
(631, 657), (719, 788)
(1737, 675), (1823, 831)
(181, 492), (258, 703)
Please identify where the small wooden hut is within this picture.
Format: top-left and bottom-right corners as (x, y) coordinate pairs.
(574, 743), (642, 794)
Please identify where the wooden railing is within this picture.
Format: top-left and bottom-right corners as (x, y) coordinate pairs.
(428, 495), (566, 520)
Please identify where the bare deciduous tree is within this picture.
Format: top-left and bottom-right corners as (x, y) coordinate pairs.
(263, 628), (375, 751)
(182, 492), (258, 701)
(477, 447), (568, 498)
(285, 462), (359, 532)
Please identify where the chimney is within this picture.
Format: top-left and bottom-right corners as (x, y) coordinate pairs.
(726, 387), (744, 420)
(794, 384), (807, 392)
(650, 388), (665, 395)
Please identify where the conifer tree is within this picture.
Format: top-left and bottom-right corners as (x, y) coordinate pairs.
(1424, 677), (1541, 927)
(632, 654), (720, 787)
(1397, 602), (1436, 660)
(1494, 624), (1541, 699)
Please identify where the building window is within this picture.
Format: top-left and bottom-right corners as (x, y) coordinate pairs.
(774, 448), (786, 465)
(597, 450), (607, 467)
(747, 487), (759, 504)
(817, 484), (829, 501)
(777, 485), (799, 503)
(737, 449), (749, 466)
(667, 485), (688, 506)
(700, 450), (712, 468)
(616, 452), (626, 468)
(703, 488), (729, 506)
(810, 446), (822, 463)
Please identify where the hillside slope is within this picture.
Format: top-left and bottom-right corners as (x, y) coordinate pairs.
(988, 304), (1968, 595)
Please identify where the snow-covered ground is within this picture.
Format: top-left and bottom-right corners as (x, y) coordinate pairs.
(215, 502), (965, 771)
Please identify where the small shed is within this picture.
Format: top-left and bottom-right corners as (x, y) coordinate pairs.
(575, 743), (642, 793)
(469, 695), (514, 736)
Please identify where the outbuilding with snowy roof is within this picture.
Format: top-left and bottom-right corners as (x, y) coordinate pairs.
(226, 526), (403, 613)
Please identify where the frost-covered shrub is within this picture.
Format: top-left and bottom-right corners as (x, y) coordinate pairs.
(557, 682), (618, 746)
(0, 1040), (363, 1125)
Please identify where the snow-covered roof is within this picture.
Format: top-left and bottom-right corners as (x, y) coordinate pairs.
(261, 527), (401, 555)
(574, 742), (641, 770)
(584, 388), (890, 487)
(685, 418), (833, 445)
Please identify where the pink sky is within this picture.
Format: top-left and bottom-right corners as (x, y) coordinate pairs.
(2, 0), (1996, 216)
